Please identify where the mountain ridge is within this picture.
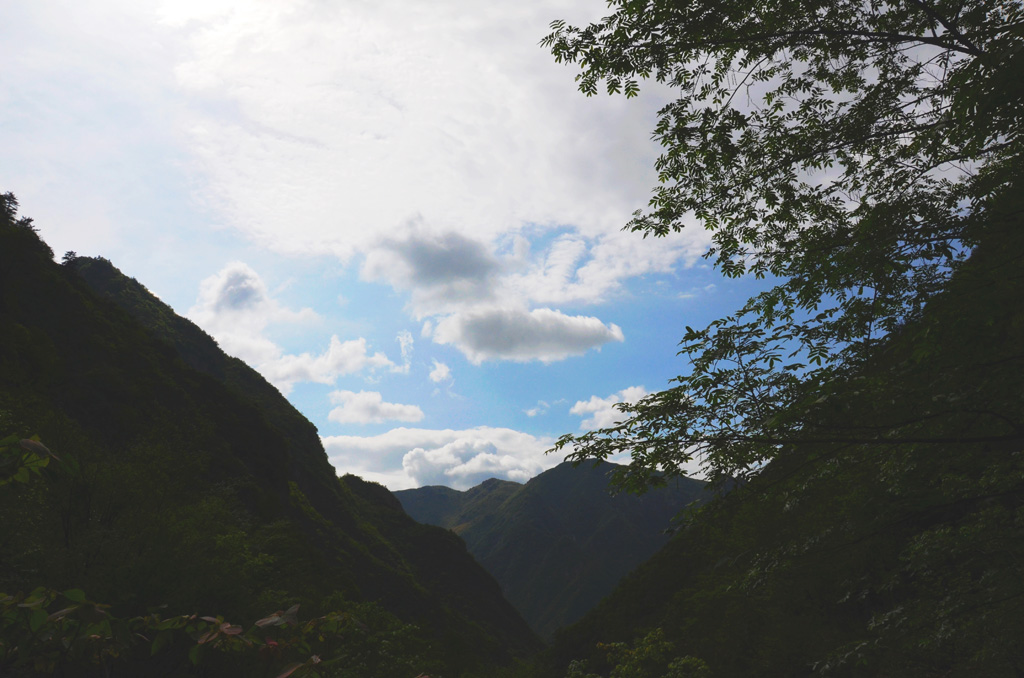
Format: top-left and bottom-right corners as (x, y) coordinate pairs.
(0, 209), (542, 673)
(396, 460), (708, 638)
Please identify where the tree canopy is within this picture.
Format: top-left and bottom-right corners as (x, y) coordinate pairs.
(543, 0), (1023, 488)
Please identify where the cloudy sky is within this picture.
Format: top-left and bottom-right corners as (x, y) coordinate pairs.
(2, 0), (766, 489)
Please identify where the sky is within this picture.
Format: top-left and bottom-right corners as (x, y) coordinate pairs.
(1, 0), (768, 490)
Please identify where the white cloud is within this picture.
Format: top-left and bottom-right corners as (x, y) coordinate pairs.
(322, 426), (558, 490)
(524, 400), (549, 417)
(0, 1), (195, 263)
(403, 441), (543, 489)
(258, 337), (395, 392)
(360, 226), (706, 363)
(570, 385), (649, 430)
(507, 230), (710, 307)
(201, 262), (310, 311)
(10, 1), (708, 368)
(189, 262), (395, 392)
(432, 307), (624, 364)
(429, 359), (452, 383)
(395, 330), (414, 373)
(3, 0), (715, 368)
(163, 0), (675, 261)
(189, 260), (318, 341)
(327, 390), (424, 425)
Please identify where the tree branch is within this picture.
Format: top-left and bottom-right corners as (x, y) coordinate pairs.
(665, 27), (980, 56)
(905, 0), (985, 56)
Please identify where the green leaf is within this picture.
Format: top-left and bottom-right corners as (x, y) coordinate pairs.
(29, 608), (48, 632)
(151, 630), (173, 656)
(62, 589), (87, 603)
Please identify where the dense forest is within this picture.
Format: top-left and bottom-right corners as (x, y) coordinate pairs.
(0, 200), (540, 676)
(396, 462), (707, 639)
(2, 0), (1022, 675)
(539, 209), (1024, 676)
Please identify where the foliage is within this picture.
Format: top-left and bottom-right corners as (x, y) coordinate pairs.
(0, 435), (57, 486)
(538, 1), (1024, 675)
(0, 585), (434, 677)
(1, 198), (542, 675)
(0, 436), (436, 677)
(563, 630), (710, 678)
(544, 0), (1024, 487)
(541, 210), (1024, 676)
(0, 193), (38, 234)
(396, 462), (707, 639)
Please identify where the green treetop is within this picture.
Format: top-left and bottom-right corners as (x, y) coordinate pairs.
(544, 0), (1023, 488)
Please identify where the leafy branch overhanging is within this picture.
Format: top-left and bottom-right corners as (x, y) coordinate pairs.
(543, 0), (1024, 489)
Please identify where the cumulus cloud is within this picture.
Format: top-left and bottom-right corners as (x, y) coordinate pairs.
(189, 262), (395, 393)
(362, 228), (502, 318)
(322, 426), (558, 490)
(4, 0), (715, 371)
(156, 2), (709, 362)
(429, 359), (451, 383)
(365, 229), (499, 289)
(570, 385), (649, 430)
(191, 261), (317, 330)
(258, 337), (395, 392)
(432, 307), (624, 364)
(359, 226), (708, 364)
(327, 390), (424, 425)
(147, 3), (719, 366)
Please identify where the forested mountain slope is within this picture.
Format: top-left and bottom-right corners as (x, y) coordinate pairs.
(0, 199), (541, 675)
(396, 461), (707, 638)
(70, 254), (341, 508)
(539, 194), (1024, 677)
(397, 477), (522, 531)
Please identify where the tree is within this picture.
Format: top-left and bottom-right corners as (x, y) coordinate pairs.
(1, 192), (36, 232)
(543, 0), (1023, 489)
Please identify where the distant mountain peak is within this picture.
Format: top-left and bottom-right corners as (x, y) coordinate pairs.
(396, 461), (708, 639)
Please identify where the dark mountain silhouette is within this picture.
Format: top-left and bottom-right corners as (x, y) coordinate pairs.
(396, 460), (708, 638)
(0, 206), (541, 674)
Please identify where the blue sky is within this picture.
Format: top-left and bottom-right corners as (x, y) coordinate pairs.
(2, 0), (768, 489)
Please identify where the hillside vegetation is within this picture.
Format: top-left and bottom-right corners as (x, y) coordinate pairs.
(397, 462), (707, 638)
(0, 198), (541, 676)
(536, 0), (1023, 674)
(540, 197), (1024, 676)
(1, 0), (1019, 674)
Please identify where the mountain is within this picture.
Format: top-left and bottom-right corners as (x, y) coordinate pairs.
(537, 194), (1024, 677)
(0, 199), (541, 675)
(395, 477), (522, 531)
(395, 460), (708, 638)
